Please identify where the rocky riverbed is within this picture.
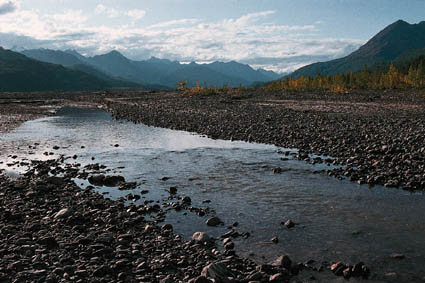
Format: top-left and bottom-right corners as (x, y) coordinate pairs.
(0, 89), (424, 282)
(0, 157), (372, 282)
(104, 89), (425, 191)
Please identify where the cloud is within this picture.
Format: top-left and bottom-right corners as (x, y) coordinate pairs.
(0, 0), (18, 15)
(95, 5), (146, 21)
(0, 8), (363, 73)
(127, 9), (146, 20)
(148, 18), (200, 29)
(95, 4), (119, 18)
(52, 10), (87, 24)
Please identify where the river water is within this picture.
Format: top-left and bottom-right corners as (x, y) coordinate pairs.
(1, 107), (425, 282)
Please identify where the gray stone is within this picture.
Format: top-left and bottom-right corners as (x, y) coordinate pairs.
(192, 232), (211, 243)
(54, 208), (73, 219)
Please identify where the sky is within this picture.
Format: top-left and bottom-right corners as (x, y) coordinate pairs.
(0, 0), (424, 73)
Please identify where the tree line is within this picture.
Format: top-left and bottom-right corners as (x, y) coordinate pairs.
(264, 56), (425, 93)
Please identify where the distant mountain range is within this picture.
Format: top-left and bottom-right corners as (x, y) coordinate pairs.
(20, 49), (281, 89)
(290, 20), (425, 78)
(0, 47), (140, 92)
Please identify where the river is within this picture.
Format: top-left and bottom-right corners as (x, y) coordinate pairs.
(1, 107), (425, 282)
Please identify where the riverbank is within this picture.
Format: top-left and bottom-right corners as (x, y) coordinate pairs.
(0, 158), (257, 282)
(105, 89), (425, 191)
(1, 157), (374, 282)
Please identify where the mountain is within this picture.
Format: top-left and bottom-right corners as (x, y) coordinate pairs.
(158, 62), (250, 87)
(290, 20), (425, 78)
(19, 49), (143, 89)
(0, 47), (112, 92)
(24, 49), (279, 88)
(81, 52), (279, 87)
(258, 68), (282, 80)
(21, 49), (83, 67)
(204, 61), (274, 83)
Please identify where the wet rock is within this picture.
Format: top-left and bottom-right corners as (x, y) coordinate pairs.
(103, 175), (125, 186)
(282, 219), (295, 229)
(161, 224), (173, 231)
(192, 232), (211, 243)
(331, 262), (345, 276)
(88, 174), (105, 186)
(271, 255), (292, 269)
(182, 196), (192, 204)
(391, 253), (406, 260)
(343, 267), (352, 278)
(269, 273), (287, 282)
(384, 272), (398, 279)
(206, 216), (222, 226)
(224, 242), (234, 250)
(168, 186), (177, 194)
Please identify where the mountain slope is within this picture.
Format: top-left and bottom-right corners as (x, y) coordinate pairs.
(0, 47), (114, 92)
(290, 20), (425, 78)
(205, 61), (273, 83)
(21, 49), (83, 67)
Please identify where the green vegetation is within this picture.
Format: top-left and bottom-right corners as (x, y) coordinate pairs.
(264, 56), (425, 93)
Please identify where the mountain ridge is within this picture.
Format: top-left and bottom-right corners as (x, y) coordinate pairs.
(0, 47), (114, 92)
(289, 20), (425, 78)
(21, 48), (280, 88)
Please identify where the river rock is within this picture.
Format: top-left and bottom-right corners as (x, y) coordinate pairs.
(54, 208), (73, 219)
(391, 253), (406, 260)
(201, 261), (235, 283)
(206, 216), (222, 226)
(270, 273), (287, 282)
(271, 255), (292, 269)
(168, 186), (177, 194)
(224, 242), (234, 250)
(182, 196), (192, 204)
(282, 219), (295, 228)
(192, 232), (211, 243)
(103, 175), (125, 186)
(88, 175), (105, 186)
